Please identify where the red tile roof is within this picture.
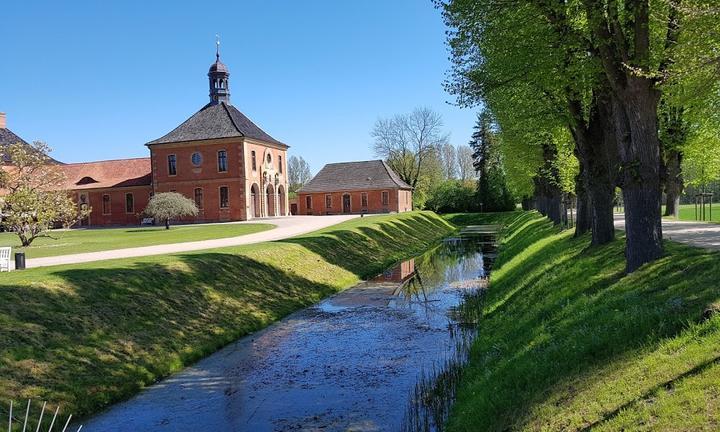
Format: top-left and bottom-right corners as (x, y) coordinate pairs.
(59, 157), (152, 190)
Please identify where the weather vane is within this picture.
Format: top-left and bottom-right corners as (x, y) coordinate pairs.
(215, 34), (220, 60)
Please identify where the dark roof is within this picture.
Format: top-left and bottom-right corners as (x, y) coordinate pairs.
(298, 160), (412, 193)
(0, 127), (61, 165)
(0, 128), (29, 164)
(146, 101), (286, 147)
(209, 59), (228, 73)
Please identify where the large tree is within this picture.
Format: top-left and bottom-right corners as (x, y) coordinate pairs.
(470, 112), (515, 212)
(0, 142), (90, 247)
(439, 142), (458, 180)
(287, 155), (312, 193)
(441, 0), (717, 271)
(456, 144), (475, 182)
(371, 107), (449, 188)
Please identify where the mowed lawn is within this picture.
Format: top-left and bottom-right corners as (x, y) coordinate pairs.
(0, 223), (275, 259)
(669, 203), (720, 223)
(445, 212), (720, 431)
(0, 211), (455, 422)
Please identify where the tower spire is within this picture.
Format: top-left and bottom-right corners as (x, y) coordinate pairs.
(208, 35), (230, 105)
(216, 34), (220, 61)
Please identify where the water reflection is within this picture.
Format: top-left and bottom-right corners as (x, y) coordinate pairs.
(82, 229), (501, 432)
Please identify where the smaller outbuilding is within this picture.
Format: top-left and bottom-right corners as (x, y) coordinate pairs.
(297, 160), (412, 215)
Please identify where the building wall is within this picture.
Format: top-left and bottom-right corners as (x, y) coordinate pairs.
(296, 188), (412, 215)
(75, 186), (153, 226)
(150, 138), (246, 222)
(148, 137), (289, 223)
(243, 139), (289, 219)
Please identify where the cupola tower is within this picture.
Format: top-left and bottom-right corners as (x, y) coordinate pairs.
(208, 36), (230, 105)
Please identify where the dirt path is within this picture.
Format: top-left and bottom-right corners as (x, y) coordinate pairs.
(19, 215), (358, 269)
(614, 214), (720, 250)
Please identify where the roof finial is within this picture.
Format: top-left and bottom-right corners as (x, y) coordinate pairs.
(215, 34), (220, 61)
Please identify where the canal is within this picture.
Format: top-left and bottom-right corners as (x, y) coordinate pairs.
(82, 228), (497, 431)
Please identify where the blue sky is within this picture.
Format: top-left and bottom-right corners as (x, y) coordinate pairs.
(1, 0), (478, 173)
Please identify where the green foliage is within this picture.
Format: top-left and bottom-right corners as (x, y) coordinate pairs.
(0, 211), (454, 420)
(425, 179), (476, 213)
(682, 124), (720, 188)
(144, 192), (199, 228)
(0, 142), (90, 247)
(470, 112), (516, 211)
(447, 211), (720, 431)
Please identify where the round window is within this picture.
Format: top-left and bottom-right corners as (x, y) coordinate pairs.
(191, 152), (203, 166)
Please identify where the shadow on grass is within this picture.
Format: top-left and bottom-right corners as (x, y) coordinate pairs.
(0, 212), (455, 424)
(448, 212), (720, 431)
(282, 213), (455, 278)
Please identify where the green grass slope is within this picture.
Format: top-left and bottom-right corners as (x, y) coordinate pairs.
(0, 223), (275, 258)
(0, 211), (454, 420)
(446, 211), (720, 431)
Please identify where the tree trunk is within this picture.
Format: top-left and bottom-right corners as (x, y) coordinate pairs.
(615, 85), (663, 272)
(570, 92), (617, 245)
(575, 170), (592, 236)
(663, 149), (683, 218)
(165, 218), (170, 230)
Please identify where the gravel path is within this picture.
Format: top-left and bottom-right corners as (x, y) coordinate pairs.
(19, 215), (358, 269)
(614, 214), (720, 251)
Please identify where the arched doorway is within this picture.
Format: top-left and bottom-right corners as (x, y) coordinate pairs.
(266, 184), (276, 217)
(278, 185), (286, 216)
(250, 183), (261, 218)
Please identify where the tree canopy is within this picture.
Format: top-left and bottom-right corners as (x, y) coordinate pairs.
(144, 192), (198, 229)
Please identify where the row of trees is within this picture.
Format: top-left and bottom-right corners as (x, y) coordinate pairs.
(439, 0), (720, 272)
(371, 107), (514, 212)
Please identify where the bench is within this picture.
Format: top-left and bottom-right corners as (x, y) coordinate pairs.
(0, 247), (11, 272)
(141, 217), (154, 225)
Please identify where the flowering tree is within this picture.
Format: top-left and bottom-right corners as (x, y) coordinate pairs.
(144, 192), (198, 229)
(0, 142), (90, 247)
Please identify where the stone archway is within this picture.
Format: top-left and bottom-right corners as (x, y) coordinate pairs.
(266, 184), (276, 217)
(250, 183), (261, 218)
(278, 185), (286, 216)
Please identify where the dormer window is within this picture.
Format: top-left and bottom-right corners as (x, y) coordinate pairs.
(76, 176), (98, 185)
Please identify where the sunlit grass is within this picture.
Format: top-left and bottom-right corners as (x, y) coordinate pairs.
(445, 211), (720, 431)
(0, 211), (454, 423)
(0, 223), (275, 258)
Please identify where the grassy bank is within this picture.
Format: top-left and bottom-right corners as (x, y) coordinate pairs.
(446, 211), (720, 431)
(0, 211), (454, 421)
(0, 223), (275, 258)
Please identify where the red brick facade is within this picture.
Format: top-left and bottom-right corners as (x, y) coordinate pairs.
(75, 186), (152, 227)
(297, 189), (412, 215)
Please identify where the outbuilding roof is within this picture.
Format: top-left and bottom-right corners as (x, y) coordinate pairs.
(298, 160), (412, 193)
(59, 157), (152, 190)
(146, 101), (286, 147)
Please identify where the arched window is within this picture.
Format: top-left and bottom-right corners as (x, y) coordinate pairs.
(251, 151), (257, 171)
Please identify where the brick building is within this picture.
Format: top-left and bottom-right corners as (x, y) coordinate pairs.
(297, 160), (412, 215)
(146, 49), (289, 223)
(1, 48), (289, 227)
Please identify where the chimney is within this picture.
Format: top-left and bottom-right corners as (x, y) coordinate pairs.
(0, 113), (5, 129)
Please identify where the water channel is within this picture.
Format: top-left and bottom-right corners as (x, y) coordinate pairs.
(82, 228), (497, 431)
